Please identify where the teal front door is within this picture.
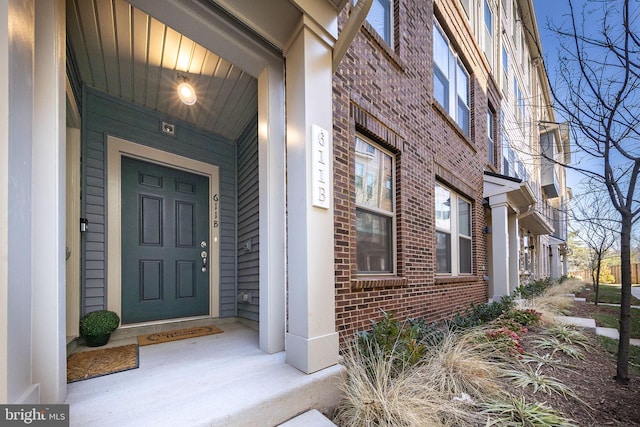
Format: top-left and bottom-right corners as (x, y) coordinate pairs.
(121, 156), (210, 323)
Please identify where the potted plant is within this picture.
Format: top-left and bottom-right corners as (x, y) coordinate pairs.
(79, 310), (120, 347)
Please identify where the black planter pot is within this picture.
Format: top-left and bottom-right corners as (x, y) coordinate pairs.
(85, 333), (111, 347)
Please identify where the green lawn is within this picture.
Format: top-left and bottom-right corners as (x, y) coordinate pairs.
(598, 336), (640, 376)
(592, 307), (640, 339)
(587, 284), (640, 305)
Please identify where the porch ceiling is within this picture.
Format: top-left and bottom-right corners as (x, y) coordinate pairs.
(66, 0), (258, 141)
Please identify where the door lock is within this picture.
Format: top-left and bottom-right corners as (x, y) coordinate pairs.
(201, 249), (208, 272)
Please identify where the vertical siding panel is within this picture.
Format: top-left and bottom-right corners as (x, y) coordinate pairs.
(81, 87), (239, 317)
(236, 116), (259, 321)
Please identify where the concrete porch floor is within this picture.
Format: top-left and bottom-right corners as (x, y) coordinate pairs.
(65, 320), (344, 426)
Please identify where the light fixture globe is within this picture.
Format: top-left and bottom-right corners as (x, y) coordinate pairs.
(177, 81), (197, 105)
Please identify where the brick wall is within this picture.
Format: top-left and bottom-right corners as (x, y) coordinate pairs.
(333, 0), (500, 344)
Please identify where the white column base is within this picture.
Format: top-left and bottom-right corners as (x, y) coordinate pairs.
(286, 332), (339, 374)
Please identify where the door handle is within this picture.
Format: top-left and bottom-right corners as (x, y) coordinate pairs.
(201, 249), (208, 272)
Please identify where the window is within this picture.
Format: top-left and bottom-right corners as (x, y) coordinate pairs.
(514, 78), (525, 124)
(502, 44), (509, 94)
(435, 183), (472, 275)
(483, 0), (494, 67)
(502, 125), (511, 176)
(366, 0), (393, 45)
(487, 109), (495, 166)
(433, 21), (471, 136)
(355, 136), (395, 274)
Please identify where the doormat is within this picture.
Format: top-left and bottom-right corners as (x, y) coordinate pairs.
(67, 344), (138, 383)
(137, 325), (223, 346)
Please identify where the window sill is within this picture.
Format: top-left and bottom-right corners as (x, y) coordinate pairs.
(361, 23), (406, 72)
(434, 275), (478, 285)
(351, 276), (408, 291)
(431, 102), (477, 153)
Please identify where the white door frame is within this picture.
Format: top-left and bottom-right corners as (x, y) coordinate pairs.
(106, 136), (220, 324)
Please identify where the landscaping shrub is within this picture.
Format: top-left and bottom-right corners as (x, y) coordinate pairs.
(501, 308), (542, 327)
(356, 311), (443, 373)
(517, 277), (554, 300)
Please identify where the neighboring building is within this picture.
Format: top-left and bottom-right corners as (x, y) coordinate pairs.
(480, 0), (571, 299)
(333, 0), (570, 338)
(0, 0), (568, 410)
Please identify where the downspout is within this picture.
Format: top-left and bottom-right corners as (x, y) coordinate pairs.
(332, 0), (373, 73)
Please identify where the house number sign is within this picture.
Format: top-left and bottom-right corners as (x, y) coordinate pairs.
(213, 193), (219, 228)
(312, 124), (331, 209)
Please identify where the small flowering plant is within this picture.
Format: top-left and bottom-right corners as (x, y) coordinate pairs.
(484, 326), (525, 357)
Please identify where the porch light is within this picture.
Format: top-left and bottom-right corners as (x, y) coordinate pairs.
(177, 75), (197, 105)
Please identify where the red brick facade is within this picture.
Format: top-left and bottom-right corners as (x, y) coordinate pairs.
(333, 0), (501, 343)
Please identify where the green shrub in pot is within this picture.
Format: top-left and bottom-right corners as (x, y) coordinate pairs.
(79, 310), (120, 347)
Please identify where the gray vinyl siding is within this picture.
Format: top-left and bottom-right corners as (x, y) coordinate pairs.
(236, 117), (260, 321)
(81, 87), (240, 317)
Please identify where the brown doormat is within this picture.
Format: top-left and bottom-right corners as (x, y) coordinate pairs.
(137, 325), (223, 346)
(67, 344), (138, 383)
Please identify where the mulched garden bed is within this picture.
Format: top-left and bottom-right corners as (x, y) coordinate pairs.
(502, 294), (640, 426)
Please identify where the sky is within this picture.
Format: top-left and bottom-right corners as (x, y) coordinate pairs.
(533, 0), (640, 240)
(533, 0), (591, 194)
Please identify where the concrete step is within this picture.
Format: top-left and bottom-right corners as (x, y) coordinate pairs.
(279, 410), (337, 427)
(555, 316), (596, 329)
(596, 327), (619, 340)
(66, 322), (345, 427)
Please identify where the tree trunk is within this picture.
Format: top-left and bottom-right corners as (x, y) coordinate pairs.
(615, 215), (632, 384)
(591, 257), (600, 306)
(594, 259), (601, 307)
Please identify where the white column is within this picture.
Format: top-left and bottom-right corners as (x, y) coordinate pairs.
(2, 0), (37, 404)
(508, 213), (520, 294)
(489, 194), (509, 299)
(32, 0), (66, 403)
(0, 0), (11, 404)
(284, 18), (338, 374)
(258, 63), (286, 354)
(550, 244), (560, 279)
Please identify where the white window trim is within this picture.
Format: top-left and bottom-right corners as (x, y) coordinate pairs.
(355, 135), (397, 275)
(488, 108), (495, 165)
(435, 183), (473, 276)
(483, 0), (494, 69)
(434, 20), (471, 136)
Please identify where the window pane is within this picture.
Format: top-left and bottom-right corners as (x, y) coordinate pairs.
(487, 110), (494, 164)
(355, 162), (364, 189)
(434, 69), (449, 109)
(355, 138), (394, 212)
(457, 102), (470, 136)
(458, 199), (471, 236)
(367, 0), (392, 44)
(459, 237), (472, 274)
(436, 231), (451, 273)
(484, 0), (493, 32)
(357, 209), (392, 273)
(456, 63), (469, 103)
(433, 25), (449, 73)
(435, 184), (451, 230)
(502, 46), (508, 69)
(456, 63), (470, 134)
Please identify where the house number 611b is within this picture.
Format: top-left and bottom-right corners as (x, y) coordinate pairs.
(312, 124), (331, 209)
(213, 193), (219, 228)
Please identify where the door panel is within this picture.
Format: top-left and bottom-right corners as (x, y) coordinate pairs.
(121, 156), (210, 323)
